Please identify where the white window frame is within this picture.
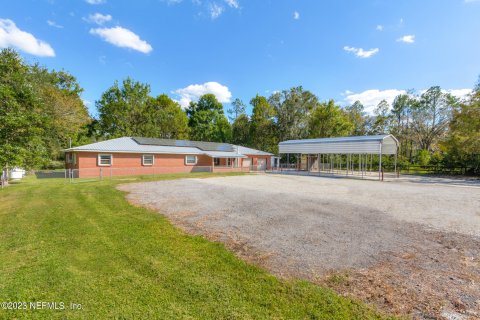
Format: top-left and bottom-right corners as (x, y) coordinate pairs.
(185, 155), (197, 165)
(227, 158), (233, 166)
(142, 154), (154, 166)
(98, 154), (113, 166)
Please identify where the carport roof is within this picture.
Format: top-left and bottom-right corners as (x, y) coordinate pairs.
(278, 135), (399, 155)
(279, 135), (396, 145)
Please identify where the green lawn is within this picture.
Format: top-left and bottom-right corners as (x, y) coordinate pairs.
(0, 173), (392, 319)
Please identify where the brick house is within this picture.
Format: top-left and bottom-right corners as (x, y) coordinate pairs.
(64, 137), (273, 178)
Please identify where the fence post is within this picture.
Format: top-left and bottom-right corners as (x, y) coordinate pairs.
(100, 168), (103, 180)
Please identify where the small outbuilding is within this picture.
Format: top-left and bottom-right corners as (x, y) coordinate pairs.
(278, 135), (399, 180)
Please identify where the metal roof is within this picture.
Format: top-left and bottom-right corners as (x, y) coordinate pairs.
(132, 137), (234, 152)
(66, 137), (204, 154)
(65, 137), (272, 157)
(204, 151), (246, 158)
(236, 145), (273, 156)
(279, 135), (398, 155)
(279, 135), (394, 145)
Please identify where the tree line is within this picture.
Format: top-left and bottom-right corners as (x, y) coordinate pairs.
(1, 48), (479, 174)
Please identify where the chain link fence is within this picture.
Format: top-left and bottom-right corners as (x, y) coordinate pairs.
(29, 166), (255, 183)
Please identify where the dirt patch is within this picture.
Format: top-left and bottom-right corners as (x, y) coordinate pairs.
(319, 230), (480, 319)
(118, 175), (480, 319)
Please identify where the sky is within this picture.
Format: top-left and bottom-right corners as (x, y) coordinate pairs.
(1, 0), (480, 116)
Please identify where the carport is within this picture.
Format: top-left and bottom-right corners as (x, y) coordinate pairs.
(278, 135), (399, 180)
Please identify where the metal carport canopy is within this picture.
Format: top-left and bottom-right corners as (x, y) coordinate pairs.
(278, 135), (399, 155)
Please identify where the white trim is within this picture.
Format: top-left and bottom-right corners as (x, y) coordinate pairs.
(142, 154), (154, 166)
(185, 155), (197, 165)
(98, 154), (113, 166)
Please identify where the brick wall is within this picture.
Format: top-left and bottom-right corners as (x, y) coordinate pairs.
(71, 152), (212, 178)
(66, 151), (272, 178)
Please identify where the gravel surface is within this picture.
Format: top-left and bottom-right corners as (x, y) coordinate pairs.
(118, 174), (480, 319)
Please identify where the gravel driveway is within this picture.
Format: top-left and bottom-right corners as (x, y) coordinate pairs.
(118, 174), (480, 319)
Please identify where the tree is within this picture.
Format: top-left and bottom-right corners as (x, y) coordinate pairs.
(249, 95), (277, 152)
(371, 100), (391, 134)
(30, 66), (91, 157)
(97, 78), (152, 138)
(146, 94), (189, 139)
(0, 49), (47, 169)
(227, 98), (246, 122)
(443, 85), (480, 174)
(269, 87), (317, 141)
(391, 93), (415, 161)
(411, 86), (454, 151)
(308, 100), (353, 138)
(186, 94), (232, 142)
(345, 101), (367, 135)
(231, 114), (250, 146)
(0, 48), (90, 169)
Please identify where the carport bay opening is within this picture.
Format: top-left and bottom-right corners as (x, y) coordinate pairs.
(277, 135), (399, 180)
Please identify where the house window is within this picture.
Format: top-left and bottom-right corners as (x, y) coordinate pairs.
(98, 154), (112, 166)
(214, 158), (220, 166)
(142, 154), (154, 166)
(227, 158), (233, 166)
(185, 155), (197, 165)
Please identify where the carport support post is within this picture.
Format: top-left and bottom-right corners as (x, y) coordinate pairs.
(379, 146), (383, 181)
(346, 154), (349, 175)
(339, 154), (342, 173)
(360, 154), (363, 178)
(394, 149), (398, 178)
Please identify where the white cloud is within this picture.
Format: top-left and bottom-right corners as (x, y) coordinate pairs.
(345, 88), (473, 113)
(0, 19), (55, 57)
(47, 20), (63, 28)
(376, 25), (383, 31)
(343, 46), (379, 58)
(174, 81), (232, 108)
(224, 0), (239, 9)
(209, 3), (224, 19)
(397, 34), (415, 43)
(446, 89), (472, 100)
(84, 13), (112, 25)
(89, 26), (152, 53)
(85, 0), (106, 4)
(293, 11), (300, 20)
(345, 89), (407, 113)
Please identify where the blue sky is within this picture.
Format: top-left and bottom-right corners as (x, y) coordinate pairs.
(1, 0), (480, 116)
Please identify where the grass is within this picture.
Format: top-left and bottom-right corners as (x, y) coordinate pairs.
(0, 173), (393, 319)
